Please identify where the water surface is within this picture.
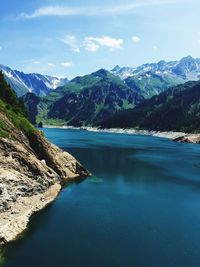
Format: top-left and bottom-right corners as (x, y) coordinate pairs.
(3, 128), (200, 267)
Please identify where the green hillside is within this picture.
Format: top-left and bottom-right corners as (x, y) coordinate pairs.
(125, 72), (183, 99)
(45, 69), (143, 126)
(0, 71), (36, 138)
(24, 69), (144, 126)
(100, 80), (200, 133)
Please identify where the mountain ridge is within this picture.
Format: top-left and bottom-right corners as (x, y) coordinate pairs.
(24, 69), (144, 126)
(100, 80), (200, 133)
(111, 56), (200, 81)
(4, 55), (200, 128)
(0, 64), (68, 97)
(0, 71), (89, 244)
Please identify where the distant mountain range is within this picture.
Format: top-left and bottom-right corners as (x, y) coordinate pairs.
(112, 56), (200, 80)
(2, 56), (200, 99)
(2, 56), (200, 131)
(111, 56), (200, 98)
(23, 69), (143, 126)
(0, 64), (68, 97)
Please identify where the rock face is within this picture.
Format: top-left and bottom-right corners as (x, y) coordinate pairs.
(0, 112), (90, 244)
(174, 134), (200, 144)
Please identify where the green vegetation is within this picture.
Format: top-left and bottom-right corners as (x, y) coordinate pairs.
(0, 71), (36, 138)
(25, 69), (143, 127)
(4, 75), (28, 97)
(22, 92), (40, 124)
(0, 118), (9, 138)
(101, 80), (200, 133)
(0, 72), (26, 115)
(125, 73), (184, 99)
(0, 248), (5, 266)
(22, 67), (200, 131)
(23, 68), (186, 128)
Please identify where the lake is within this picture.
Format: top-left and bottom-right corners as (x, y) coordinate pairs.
(2, 128), (200, 267)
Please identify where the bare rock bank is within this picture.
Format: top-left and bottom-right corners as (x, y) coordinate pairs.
(174, 134), (200, 144)
(0, 112), (90, 244)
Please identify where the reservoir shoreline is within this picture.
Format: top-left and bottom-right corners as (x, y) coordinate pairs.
(43, 125), (200, 144)
(43, 125), (186, 140)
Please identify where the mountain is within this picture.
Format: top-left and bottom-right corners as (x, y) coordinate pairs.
(0, 64), (68, 97)
(100, 80), (200, 133)
(20, 56), (200, 128)
(111, 56), (200, 80)
(30, 69), (144, 126)
(111, 56), (200, 98)
(0, 71), (89, 244)
(46, 69), (144, 126)
(22, 92), (41, 125)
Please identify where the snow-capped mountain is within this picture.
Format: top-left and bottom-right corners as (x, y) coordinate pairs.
(0, 64), (68, 97)
(110, 56), (200, 99)
(111, 56), (200, 81)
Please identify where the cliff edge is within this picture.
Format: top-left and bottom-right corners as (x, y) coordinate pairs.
(0, 72), (90, 244)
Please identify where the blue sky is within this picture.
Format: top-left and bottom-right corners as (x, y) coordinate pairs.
(0, 0), (200, 78)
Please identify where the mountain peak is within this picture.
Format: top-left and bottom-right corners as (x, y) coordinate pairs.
(0, 64), (68, 97)
(157, 60), (166, 66)
(92, 68), (110, 77)
(111, 56), (200, 81)
(111, 65), (121, 72)
(180, 55), (195, 63)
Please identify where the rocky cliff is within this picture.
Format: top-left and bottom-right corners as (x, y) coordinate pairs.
(174, 134), (200, 144)
(0, 109), (90, 244)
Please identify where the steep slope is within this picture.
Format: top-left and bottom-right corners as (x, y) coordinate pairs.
(22, 92), (41, 125)
(43, 69), (144, 126)
(0, 64), (68, 97)
(0, 72), (89, 244)
(124, 72), (183, 99)
(100, 80), (200, 133)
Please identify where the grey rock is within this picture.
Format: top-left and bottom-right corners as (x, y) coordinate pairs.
(0, 111), (90, 244)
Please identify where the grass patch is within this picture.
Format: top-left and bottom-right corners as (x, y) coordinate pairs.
(0, 99), (36, 138)
(0, 118), (9, 138)
(0, 248), (5, 266)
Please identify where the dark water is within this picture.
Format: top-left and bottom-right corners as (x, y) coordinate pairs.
(2, 128), (200, 267)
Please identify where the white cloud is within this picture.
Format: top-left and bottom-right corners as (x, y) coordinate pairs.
(132, 36), (141, 43)
(100, 0), (175, 15)
(60, 35), (80, 53)
(33, 60), (40, 64)
(83, 36), (123, 52)
(60, 62), (73, 67)
(48, 63), (55, 67)
(19, 1), (177, 19)
(27, 61), (72, 72)
(60, 35), (123, 52)
(84, 38), (100, 52)
(20, 6), (79, 19)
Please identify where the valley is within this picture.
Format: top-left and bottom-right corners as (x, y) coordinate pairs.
(2, 56), (200, 132)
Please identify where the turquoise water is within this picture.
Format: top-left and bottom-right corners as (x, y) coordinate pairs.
(3, 128), (200, 267)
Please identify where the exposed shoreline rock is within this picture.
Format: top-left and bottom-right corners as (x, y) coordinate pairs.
(44, 124), (200, 145)
(173, 134), (200, 144)
(0, 114), (90, 245)
(44, 125), (186, 140)
(0, 183), (61, 244)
